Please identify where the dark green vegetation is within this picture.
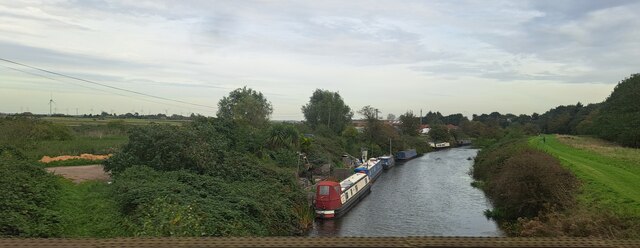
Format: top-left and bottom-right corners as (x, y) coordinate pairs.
(0, 158), (60, 237)
(0, 116), (128, 163)
(473, 138), (578, 223)
(54, 180), (125, 237)
(473, 135), (640, 238)
(105, 118), (307, 236)
(463, 74), (640, 148)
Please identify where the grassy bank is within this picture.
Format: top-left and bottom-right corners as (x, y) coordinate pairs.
(529, 135), (640, 217)
(54, 179), (126, 237)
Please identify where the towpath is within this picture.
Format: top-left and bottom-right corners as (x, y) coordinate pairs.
(46, 165), (110, 183)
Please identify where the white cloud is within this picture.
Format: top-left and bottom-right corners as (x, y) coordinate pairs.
(0, 0), (636, 119)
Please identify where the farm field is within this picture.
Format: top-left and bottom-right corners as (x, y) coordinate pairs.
(42, 117), (189, 126)
(529, 135), (640, 217)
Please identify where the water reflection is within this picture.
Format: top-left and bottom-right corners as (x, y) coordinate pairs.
(308, 148), (502, 237)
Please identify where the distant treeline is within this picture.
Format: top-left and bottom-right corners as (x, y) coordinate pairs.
(420, 73), (640, 148)
(1, 111), (194, 120)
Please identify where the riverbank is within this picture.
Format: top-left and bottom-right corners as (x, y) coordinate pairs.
(310, 148), (501, 236)
(472, 135), (640, 238)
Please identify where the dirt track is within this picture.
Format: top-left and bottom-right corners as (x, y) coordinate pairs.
(46, 165), (110, 183)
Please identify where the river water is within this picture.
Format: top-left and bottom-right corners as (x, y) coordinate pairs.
(308, 147), (503, 237)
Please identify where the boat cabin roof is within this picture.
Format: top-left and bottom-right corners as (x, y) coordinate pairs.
(340, 173), (368, 191)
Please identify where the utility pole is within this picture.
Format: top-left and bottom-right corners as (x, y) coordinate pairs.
(420, 109), (423, 125)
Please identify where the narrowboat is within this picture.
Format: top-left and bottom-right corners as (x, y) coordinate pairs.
(429, 142), (451, 149)
(396, 149), (417, 160)
(354, 158), (383, 181)
(379, 155), (395, 169)
(315, 172), (371, 219)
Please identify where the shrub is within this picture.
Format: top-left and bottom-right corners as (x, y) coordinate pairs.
(0, 159), (61, 237)
(487, 150), (578, 220)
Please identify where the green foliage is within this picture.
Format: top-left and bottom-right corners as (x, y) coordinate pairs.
(104, 121), (228, 174)
(54, 180), (127, 237)
(0, 116), (72, 148)
(428, 125), (451, 142)
(267, 123), (300, 150)
(302, 89), (353, 134)
(398, 111), (420, 136)
(0, 159), (61, 237)
(112, 165), (305, 236)
(473, 138), (579, 221)
(591, 74), (640, 147)
(26, 135), (126, 160)
(217, 86), (273, 128)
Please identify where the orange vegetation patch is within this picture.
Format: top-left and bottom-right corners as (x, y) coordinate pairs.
(39, 153), (112, 163)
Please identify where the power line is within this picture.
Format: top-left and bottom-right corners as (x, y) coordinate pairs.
(0, 58), (215, 110)
(0, 64), (213, 112)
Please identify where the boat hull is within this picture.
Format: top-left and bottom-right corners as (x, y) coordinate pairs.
(315, 183), (372, 219)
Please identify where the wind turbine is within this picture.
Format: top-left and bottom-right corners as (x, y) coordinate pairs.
(48, 94), (55, 116)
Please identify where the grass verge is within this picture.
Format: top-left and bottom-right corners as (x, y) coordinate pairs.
(54, 179), (127, 237)
(529, 135), (640, 217)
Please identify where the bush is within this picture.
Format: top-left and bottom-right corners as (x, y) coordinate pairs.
(0, 159), (61, 237)
(473, 139), (578, 221)
(487, 150), (578, 220)
(112, 165), (304, 236)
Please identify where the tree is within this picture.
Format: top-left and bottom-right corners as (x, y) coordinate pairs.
(387, 113), (396, 121)
(358, 105), (383, 146)
(398, 111), (420, 136)
(591, 74), (640, 147)
(429, 124), (451, 142)
(266, 123), (300, 150)
(358, 105), (380, 120)
(301, 89), (353, 134)
(217, 87), (273, 128)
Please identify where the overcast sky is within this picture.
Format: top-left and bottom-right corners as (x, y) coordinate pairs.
(1, 0), (638, 119)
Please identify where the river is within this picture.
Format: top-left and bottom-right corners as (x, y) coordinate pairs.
(308, 147), (503, 236)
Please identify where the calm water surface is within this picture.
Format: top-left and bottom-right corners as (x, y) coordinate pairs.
(308, 148), (503, 236)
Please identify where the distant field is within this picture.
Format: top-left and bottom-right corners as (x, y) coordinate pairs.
(27, 136), (128, 161)
(42, 117), (189, 126)
(529, 135), (640, 217)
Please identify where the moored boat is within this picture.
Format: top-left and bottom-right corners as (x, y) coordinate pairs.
(354, 157), (383, 181)
(315, 172), (371, 219)
(379, 155), (395, 169)
(396, 149), (417, 160)
(429, 142), (451, 149)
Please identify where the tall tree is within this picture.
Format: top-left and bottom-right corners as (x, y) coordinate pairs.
(429, 125), (451, 142)
(217, 87), (273, 128)
(398, 111), (420, 136)
(301, 89), (353, 133)
(592, 74), (640, 147)
(358, 105), (383, 145)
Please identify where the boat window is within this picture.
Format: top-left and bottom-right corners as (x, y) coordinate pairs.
(319, 186), (330, 196)
(345, 192), (349, 200)
(334, 186), (341, 194)
(355, 185), (358, 191)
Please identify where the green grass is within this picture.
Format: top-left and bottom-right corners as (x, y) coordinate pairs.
(26, 136), (127, 160)
(529, 135), (640, 217)
(54, 179), (127, 237)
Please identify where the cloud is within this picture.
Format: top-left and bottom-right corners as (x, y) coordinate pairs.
(0, 0), (636, 118)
